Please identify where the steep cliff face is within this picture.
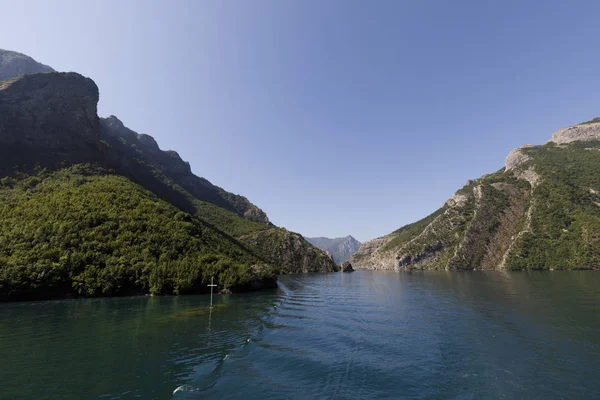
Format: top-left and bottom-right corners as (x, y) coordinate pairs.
(351, 119), (600, 271)
(306, 235), (361, 264)
(548, 119), (600, 144)
(0, 49), (54, 81)
(0, 73), (101, 170)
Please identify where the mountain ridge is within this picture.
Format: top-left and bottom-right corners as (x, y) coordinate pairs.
(351, 119), (600, 271)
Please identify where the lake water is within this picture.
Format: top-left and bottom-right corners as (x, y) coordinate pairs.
(0, 270), (599, 399)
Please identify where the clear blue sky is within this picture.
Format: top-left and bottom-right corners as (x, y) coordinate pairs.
(2, 0), (600, 242)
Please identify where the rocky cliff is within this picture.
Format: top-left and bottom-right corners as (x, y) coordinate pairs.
(351, 119), (600, 271)
(548, 118), (600, 144)
(0, 72), (101, 170)
(306, 235), (361, 264)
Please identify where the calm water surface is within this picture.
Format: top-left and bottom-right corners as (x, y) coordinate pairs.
(1, 271), (599, 399)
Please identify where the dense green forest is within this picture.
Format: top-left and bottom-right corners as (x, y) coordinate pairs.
(506, 141), (600, 269)
(0, 165), (277, 301)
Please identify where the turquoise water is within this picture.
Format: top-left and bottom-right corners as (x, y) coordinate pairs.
(0, 270), (599, 399)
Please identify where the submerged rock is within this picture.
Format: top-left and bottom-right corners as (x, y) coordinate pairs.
(340, 261), (354, 272)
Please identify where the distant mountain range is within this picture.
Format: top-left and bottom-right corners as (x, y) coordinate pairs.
(306, 236), (361, 264)
(0, 49), (337, 301)
(0, 49), (54, 81)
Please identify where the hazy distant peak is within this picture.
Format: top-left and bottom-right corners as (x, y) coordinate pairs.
(0, 49), (55, 81)
(306, 235), (361, 264)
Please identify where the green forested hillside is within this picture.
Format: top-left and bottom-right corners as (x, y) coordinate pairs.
(506, 141), (600, 269)
(0, 165), (276, 301)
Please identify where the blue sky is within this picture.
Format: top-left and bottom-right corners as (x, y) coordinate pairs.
(2, 0), (600, 242)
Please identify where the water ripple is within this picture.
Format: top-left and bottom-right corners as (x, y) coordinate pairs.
(1, 271), (599, 399)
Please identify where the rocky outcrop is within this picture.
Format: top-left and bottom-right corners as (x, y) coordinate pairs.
(444, 192), (469, 208)
(0, 72), (101, 171)
(549, 120), (600, 144)
(503, 144), (541, 188)
(0, 49), (54, 81)
(505, 145), (533, 170)
(0, 73), (99, 148)
(241, 228), (338, 273)
(350, 235), (396, 270)
(513, 166), (540, 188)
(340, 261), (354, 272)
(305, 235), (361, 264)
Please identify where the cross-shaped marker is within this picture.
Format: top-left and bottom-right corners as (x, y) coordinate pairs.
(208, 276), (217, 308)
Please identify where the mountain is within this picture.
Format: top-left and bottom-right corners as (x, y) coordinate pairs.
(0, 50), (337, 301)
(351, 119), (600, 271)
(0, 49), (54, 81)
(306, 236), (361, 264)
(100, 115), (270, 224)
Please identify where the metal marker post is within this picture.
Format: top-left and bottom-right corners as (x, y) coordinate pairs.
(208, 276), (217, 308)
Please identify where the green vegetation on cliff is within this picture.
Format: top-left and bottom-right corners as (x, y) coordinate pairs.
(506, 141), (600, 270)
(380, 208), (446, 253)
(0, 165), (278, 301)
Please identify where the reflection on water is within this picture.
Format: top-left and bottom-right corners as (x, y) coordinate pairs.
(0, 271), (598, 399)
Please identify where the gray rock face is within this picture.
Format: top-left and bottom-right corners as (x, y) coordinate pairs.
(340, 261), (354, 272)
(549, 120), (600, 144)
(349, 236), (396, 270)
(505, 145), (533, 170)
(444, 192), (469, 208)
(305, 235), (361, 264)
(0, 73), (100, 155)
(0, 49), (54, 81)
